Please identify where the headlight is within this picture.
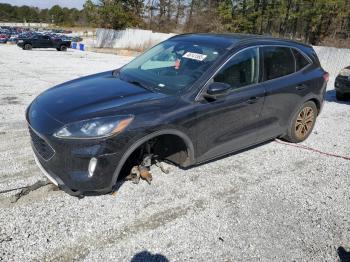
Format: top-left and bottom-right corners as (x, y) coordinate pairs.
(53, 115), (134, 139)
(18, 40), (23, 43)
(339, 68), (350, 77)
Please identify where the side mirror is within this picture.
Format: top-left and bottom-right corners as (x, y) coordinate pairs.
(204, 82), (231, 100)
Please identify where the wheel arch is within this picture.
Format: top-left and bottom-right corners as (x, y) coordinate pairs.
(307, 97), (321, 114)
(292, 95), (322, 121)
(110, 129), (195, 186)
(280, 95), (321, 138)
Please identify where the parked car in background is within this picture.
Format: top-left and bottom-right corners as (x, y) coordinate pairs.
(0, 34), (9, 43)
(7, 35), (19, 44)
(63, 35), (83, 42)
(26, 33), (328, 196)
(335, 66), (350, 100)
(1, 26), (83, 47)
(17, 34), (71, 51)
(18, 32), (34, 39)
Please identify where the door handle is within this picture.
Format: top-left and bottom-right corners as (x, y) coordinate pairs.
(296, 84), (307, 91)
(246, 96), (259, 104)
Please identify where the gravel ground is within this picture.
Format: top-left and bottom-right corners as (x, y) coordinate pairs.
(0, 44), (349, 262)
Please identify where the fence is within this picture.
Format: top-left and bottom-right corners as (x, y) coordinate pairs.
(314, 46), (350, 77)
(0, 22), (51, 28)
(94, 28), (175, 50)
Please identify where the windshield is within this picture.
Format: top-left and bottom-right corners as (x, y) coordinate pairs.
(118, 39), (227, 94)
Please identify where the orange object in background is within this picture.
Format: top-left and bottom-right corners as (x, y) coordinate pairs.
(175, 59), (181, 70)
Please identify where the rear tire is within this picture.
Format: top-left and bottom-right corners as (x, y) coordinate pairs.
(283, 101), (317, 143)
(59, 45), (67, 51)
(336, 91), (347, 101)
(56, 48), (61, 51)
(24, 44), (32, 50)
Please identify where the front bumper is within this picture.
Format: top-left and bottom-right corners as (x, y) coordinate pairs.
(335, 76), (350, 94)
(33, 153), (84, 196)
(29, 125), (134, 196)
(26, 99), (144, 196)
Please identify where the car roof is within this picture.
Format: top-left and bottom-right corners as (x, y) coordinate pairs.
(171, 33), (311, 49)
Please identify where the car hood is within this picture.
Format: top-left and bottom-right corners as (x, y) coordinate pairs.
(32, 70), (172, 124)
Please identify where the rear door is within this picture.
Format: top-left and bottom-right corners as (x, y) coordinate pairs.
(258, 46), (312, 140)
(194, 47), (266, 163)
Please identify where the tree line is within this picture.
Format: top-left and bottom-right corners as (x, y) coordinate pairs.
(0, 3), (86, 26)
(1, 0), (350, 46)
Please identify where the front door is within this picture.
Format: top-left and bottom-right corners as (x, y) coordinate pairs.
(40, 35), (52, 48)
(194, 47), (266, 163)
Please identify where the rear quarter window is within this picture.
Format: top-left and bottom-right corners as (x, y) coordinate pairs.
(262, 46), (295, 81)
(292, 49), (310, 71)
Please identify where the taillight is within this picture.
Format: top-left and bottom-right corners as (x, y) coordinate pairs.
(323, 72), (329, 82)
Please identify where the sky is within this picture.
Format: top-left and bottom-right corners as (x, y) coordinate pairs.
(0, 0), (87, 9)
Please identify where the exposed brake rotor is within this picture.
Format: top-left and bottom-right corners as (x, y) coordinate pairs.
(125, 153), (169, 185)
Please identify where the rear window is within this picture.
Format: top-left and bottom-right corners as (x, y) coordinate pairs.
(262, 46), (295, 80)
(292, 49), (310, 71)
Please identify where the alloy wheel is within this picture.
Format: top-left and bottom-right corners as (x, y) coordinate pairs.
(295, 106), (314, 139)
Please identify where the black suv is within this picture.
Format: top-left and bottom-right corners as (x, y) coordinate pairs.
(17, 34), (71, 51)
(335, 66), (350, 100)
(26, 34), (328, 196)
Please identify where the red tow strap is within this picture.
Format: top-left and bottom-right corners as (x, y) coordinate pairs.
(274, 139), (350, 161)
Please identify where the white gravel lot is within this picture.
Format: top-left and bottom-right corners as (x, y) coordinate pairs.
(0, 44), (349, 262)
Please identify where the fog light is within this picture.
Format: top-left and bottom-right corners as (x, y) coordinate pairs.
(88, 157), (98, 177)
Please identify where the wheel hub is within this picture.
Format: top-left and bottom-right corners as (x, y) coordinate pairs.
(295, 106), (314, 139)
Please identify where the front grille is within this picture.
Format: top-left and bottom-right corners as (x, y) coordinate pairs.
(29, 127), (55, 161)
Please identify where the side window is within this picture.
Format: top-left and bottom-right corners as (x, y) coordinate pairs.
(214, 48), (259, 89)
(292, 49), (310, 71)
(262, 46), (295, 80)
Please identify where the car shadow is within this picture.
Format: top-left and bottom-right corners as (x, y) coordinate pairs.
(34, 50), (58, 52)
(325, 90), (350, 104)
(338, 246), (350, 262)
(131, 251), (169, 262)
(80, 180), (125, 197)
(24, 49), (71, 52)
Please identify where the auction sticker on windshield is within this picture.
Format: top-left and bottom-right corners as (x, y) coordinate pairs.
(182, 52), (207, 61)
